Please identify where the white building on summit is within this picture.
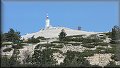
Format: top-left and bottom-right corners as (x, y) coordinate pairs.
(21, 14), (100, 39)
(45, 13), (51, 29)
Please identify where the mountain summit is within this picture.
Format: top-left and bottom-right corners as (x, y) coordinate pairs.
(21, 27), (99, 39)
(21, 14), (99, 39)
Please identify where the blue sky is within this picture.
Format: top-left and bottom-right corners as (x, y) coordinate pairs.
(2, 1), (119, 35)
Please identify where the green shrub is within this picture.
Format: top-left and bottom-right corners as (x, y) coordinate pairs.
(82, 38), (92, 43)
(71, 43), (81, 46)
(1, 44), (5, 47)
(80, 50), (94, 57)
(1, 44), (12, 47)
(114, 45), (120, 61)
(105, 61), (120, 67)
(53, 44), (64, 48)
(50, 49), (63, 54)
(82, 38), (102, 43)
(100, 37), (106, 39)
(20, 43), (27, 46)
(64, 35), (103, 43)
(95, 46), (115, 54)
(28, 39), (40, 43)
(3, 48), (12, 52)
(51, 41), (64, 43)
(32, 48), (57, 66)
(27, 36), (40, 43)
(72, 38), (83, 42)
(111, 55), (120, 61)
(110, 40), (116, 44)
(95, 47), (106, 54)
(51, 41), (68, 44)
(99, 43), (108, 46)
(63, 37), (73, 42)
(81, 44), (95, 48)
(96, 47), (105, 50)
(9, 49), (21, 66)
(105, 32), (112, 38)
(46, 44), (56, 47)
(64, 50), (94, 57)
(93, 42), (99, 46)
(110, 44), (117, 48)
(62, 50), (91, 66)
(36, 36), (46, 40)
(35, 44), (56, 49)
(12, 44), (23, 49)
(1, 56), (10, 67)
(35, 44), (41, 49)
(105, 48), (115, 53)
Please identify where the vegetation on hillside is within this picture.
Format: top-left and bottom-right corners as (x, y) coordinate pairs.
(26, 36), (40, 43)
(1, 26), (120, 67)
(1, 28), (21, 43)
(61, 50), (91, 67)
(31, 47), (57, 66)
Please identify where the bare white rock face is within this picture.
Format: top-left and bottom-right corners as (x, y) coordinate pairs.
(53, 52), (65, 65)
(21, 27), (99, 40)
(58, 45), (86, 53)
(1, 49), (14, 59)
(18, 43), (38, 64)
(115, 61), (120, 65)
(86, 54), (113, 67)
(1, 45), (14, 59)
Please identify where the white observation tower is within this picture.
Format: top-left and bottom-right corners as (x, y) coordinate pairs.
(45, 13), (51, 29)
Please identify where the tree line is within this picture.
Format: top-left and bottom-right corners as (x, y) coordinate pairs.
(1, 28), (21, 43)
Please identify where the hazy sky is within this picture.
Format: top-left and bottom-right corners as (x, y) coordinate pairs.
(2, 1), (119, 35)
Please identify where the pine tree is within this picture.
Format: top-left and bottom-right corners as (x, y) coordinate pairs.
(111, 25), (120, 43)
(31, 47), (57, 66)
(27, 35), (40, 43)
(58, 29), (67, 41)
(111, 28), (116, 40)
(2, 28), (21, 43)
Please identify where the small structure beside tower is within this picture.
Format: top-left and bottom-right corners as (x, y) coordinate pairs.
(78, 26), (81, 30)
